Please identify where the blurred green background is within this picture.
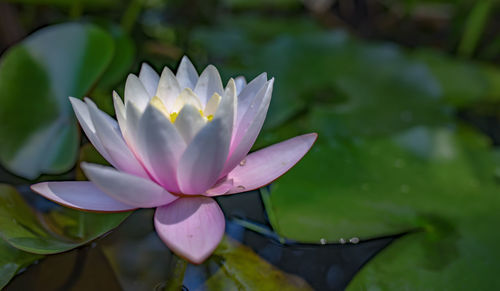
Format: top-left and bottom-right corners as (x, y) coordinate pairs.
(1, 0), (500, 290)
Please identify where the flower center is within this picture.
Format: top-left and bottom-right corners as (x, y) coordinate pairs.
(149, 88), (221, 124)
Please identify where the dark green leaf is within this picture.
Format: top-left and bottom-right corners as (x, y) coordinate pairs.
(0, 23), (114, 179)
(0, 239), (42, 289)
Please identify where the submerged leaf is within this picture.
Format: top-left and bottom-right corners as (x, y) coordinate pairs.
(0, 184), (130, 254)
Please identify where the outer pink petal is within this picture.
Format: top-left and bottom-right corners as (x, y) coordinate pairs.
(204, 178), (234, 196)
(81, 162), (178, 208)
(154, 197), (225, 264)
(225, 133), (317, 194)
(30, 182), (136, 212)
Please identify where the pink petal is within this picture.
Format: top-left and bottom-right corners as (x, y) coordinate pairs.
(225, 133), (317, 194)
(154, 196), (225, 264)
(30, 182), (135, 212)
(81, 162), (178, 208)
(205, 178), (234, 196)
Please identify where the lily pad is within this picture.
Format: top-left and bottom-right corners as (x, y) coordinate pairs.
(0, 184), (130, 254)
(265, 125), (500, 288)
(0, 239), (42, 289)
(0, 22), (114, 179)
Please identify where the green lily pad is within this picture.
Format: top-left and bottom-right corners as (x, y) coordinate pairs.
(413, 49), (489, 107)
(0, 184), (130, 254)
(0, 239), (42, 289)
(0, 22), (114, 179)
(265, 125), (500, 288)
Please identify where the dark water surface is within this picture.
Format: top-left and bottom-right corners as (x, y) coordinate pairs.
(3, 185), (399, 291)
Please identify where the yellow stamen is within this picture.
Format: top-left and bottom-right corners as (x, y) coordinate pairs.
(170, 112), (178, 123)
(207, 115), (213, 121)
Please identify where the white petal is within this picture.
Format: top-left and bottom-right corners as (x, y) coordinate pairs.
(172, 88), (203, 112)
(125, 74), (150, 111)
(204, 93), (222, 117)
(113, 91), (128, 141)
(82, 162), (178, 208)
(85, 98), (148, 178)
(222, 79), (273, 176)
(234, 76), (247, 95)
(139, 63), (160, 97)
(137, 103), (186, 193)
(176, 84), (235, 194)
(176, 56), (198, 89)
(236, 73), (267, 128)
(156, 66), (181, 111)
(224, 79), (238, 135)
(69, 97), (112, 163)
(174, 104), (206, 144)
(124, 101), (142, 153)
(194, 65), (224, 107)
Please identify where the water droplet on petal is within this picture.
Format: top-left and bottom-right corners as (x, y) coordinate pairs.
(237, 185), (246, 190)
(239, 159), (246, 166)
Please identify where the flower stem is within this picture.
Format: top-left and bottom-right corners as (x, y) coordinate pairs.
(164, 253), (188, 291)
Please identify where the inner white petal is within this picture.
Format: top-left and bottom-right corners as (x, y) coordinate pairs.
(172, 88), (202, 113)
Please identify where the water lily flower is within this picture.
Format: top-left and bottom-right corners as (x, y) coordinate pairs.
(31, 57), (317, 264)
